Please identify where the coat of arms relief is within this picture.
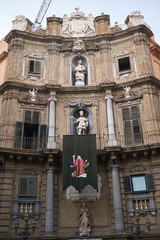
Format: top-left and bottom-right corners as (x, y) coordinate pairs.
(62, 8), (95, 37)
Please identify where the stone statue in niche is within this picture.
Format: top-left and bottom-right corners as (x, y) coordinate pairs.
(123, 85), (132, 98)
(79, 202), (91, 237)
(75, 110), (88, 135)
(29, 89), (38, 102)
(73, 60), (86, 86)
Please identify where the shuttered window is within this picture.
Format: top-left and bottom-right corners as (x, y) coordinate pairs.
(18, 177), (37, 198)
(123, 173), (155, 194)
(122, 106), (143, 146)
(24, 111), (40, 124)
(28, 60), (41, 74)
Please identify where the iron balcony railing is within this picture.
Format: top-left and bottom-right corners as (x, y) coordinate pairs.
(14, 136), (47, 149)
(0, 130), (159, 150)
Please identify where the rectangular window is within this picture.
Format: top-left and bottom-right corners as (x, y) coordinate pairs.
(118, 57), (131, 72)
(123, 173), (155, 194)
(122, 106), (143, 146)
(18, 177), (37, 198)
(28, 60), (41, 74)
(132, 176), (146, 192)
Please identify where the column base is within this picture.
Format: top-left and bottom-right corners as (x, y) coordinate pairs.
(108, 139), (117, 146)
(47, 140), (56, 149)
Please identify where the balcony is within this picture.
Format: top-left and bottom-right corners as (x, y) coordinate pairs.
(14, 136), (47, 149)
(12, 200), (40, 220)
(0, 130), (159, 150)
(102, 130), (160, 149)
(128, 196), (156, 217)
(0, 135), (47, 150)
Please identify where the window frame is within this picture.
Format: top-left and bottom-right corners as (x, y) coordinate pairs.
(118, 56), (131, 72)
(123, 173), (155, 194)
(28, 60), (41, 75)
(18, 177), (37, 199)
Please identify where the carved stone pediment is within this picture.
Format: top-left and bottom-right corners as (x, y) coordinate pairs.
(16, 168), (42, 175)
(60, 42), (73, 52)
(85, 41), (99, 51)
(114, 92), (142, 103)
(61, 8), (95, 37)
(18, 95), (47, 105)
(64, 98), (98, 108)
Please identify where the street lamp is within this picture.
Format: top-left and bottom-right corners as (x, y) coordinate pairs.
(14, 215), (36, 240)
(129, 217), (151, 240)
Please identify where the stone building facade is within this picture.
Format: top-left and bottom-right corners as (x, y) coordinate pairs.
(0, 9), (160, 240)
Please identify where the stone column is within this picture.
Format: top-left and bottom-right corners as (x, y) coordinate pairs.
(105, 96), (117, 146)
(47, 98), (56, 149)
(45, 167), (54, 233)
(111, 165), (124, 231)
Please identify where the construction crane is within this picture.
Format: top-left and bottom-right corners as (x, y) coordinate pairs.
(31, 0), (53, 32)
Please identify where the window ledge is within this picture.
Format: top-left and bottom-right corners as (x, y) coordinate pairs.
(119, 69), (132, 75)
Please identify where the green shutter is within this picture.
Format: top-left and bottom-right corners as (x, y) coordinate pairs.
(27, 178), (37, 197)
(24, 110), (40, 124)
(14, 121), (23, 148)
(39, 124), (47, 149)
(123, 120), (133, 146)
(24, 110), (32, 123)
(18, 177), (37, 198)
(146, 173), (155, 191)
(131, 106), (140, 119)
(19, 178), (27, 195)
(35, 61), (41, 74)
(122, 108), (131, 120)
(123, 176), (132, 193)
(32, 111), (40, 124)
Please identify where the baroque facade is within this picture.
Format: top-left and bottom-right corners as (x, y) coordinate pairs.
(0, 8), (160, 240)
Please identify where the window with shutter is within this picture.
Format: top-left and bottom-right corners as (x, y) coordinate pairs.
(122, 106), (143, 146)
(123, 174), (156, 194)
(28, 60), (41, 74)
(18, 177), (37, 198)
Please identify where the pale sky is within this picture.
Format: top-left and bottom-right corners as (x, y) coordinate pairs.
(0, 0), (160, 44)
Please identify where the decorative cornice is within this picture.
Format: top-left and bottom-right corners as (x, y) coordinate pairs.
(16, 168), (42, 175)
(8, 40), (24, 52)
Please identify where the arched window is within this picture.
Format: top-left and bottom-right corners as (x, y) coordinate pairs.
(70, 55), (90, 86)
(70, 107), (93, 135)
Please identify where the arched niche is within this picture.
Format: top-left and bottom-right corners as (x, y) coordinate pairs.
(70, 107), (93, 135)
(70, 55), (90, 86)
